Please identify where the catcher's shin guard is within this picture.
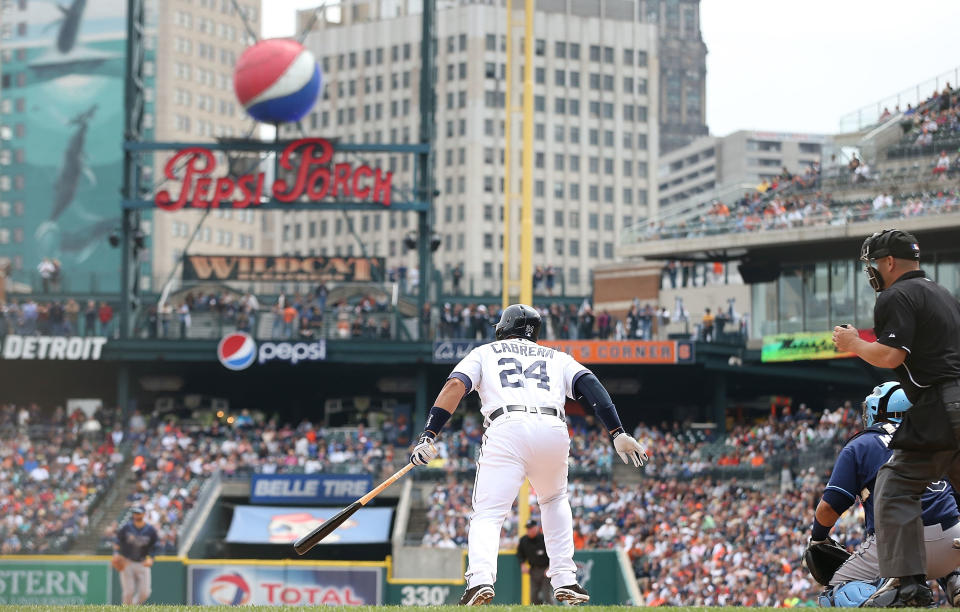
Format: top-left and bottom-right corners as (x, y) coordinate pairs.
(817, 580), (882, 607)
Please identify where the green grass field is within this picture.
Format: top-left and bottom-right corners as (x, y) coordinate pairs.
(0, 608), (933, 612)
(0, 608), (829, 612)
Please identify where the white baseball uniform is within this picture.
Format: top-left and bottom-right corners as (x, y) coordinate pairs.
(449, 337), (590, 590)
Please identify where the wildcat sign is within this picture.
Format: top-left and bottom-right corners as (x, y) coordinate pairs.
(184, 255), (385, 283)
(155, 138), (393, 210)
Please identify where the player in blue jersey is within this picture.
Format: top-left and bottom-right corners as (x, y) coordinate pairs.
(113, 506), (158, 604)
(808, 382), (960, 606)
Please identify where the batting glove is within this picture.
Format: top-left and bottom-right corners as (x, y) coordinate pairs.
(410, 433), (438, 466)
(612, 431), (648, 467)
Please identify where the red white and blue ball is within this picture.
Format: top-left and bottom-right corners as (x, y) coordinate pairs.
(233, 38), (322, 123)
(218, 332), (256, 371)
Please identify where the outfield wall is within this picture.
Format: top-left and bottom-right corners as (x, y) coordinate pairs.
(0, 551), (633, 605)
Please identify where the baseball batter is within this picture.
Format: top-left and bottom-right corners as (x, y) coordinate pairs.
(805, 382), (960, 606)
(410, 304), (648, 605)
(113, 506), (158, 605)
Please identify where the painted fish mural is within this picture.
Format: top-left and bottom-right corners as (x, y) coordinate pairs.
(54, 0), (88, 54)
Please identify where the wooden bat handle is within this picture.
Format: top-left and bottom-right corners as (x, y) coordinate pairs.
(359, 462), (414, 505)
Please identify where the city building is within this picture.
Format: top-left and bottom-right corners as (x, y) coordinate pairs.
(657, 130), (826, 210)
(278, 0), (660, 296)
(0, 0), (261, 295)
(647, 0), (707, 154)
(148, 0), (262, 291)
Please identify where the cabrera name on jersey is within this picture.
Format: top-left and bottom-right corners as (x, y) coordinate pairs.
(450, 338), (589, 416)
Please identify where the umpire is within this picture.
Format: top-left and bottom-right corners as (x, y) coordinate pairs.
(113, 506), (158, 605)
(832, 229), (960, 607)
(517, 519), (551, 604)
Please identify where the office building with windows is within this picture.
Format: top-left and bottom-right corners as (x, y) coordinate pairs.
(657, 130), (826, 210)
(148, 0), (263, 288)
(279, 0), (659, 296)
(646, 0), (707, 154)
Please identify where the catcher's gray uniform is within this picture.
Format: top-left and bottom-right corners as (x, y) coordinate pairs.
(831, 522), (960, 585)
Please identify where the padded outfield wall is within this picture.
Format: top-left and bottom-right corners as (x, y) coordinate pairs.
(0, 551), (634, 605)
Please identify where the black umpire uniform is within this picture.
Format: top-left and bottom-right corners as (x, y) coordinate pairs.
(835, 229), (960, 607)
(517, 519), (551, 604)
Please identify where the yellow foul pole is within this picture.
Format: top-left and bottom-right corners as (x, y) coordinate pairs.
(517, 0), (535, 604)
(501, 0), (514, 311)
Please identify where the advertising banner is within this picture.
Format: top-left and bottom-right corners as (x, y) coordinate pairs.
(0, 560), (110, 605)
(188, 564), (382, 606)
(226, 505), (393, 545)
(761, 329), (876, 363)
(1, 335), (107, 360)
(250, 474), (373, 505)
(156, 138), (394, 210)
(183, 255), (385, 283)
(0, 1), (132, 292)
(432, 340), (692, 365)
(217, 333), (326, 371)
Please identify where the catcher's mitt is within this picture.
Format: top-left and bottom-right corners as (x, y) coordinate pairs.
(111, 555), (126, 571)
(803, 537), (851, 585)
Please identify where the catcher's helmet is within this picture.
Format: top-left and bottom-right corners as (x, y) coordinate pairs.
(495, 304), (541, 342)
(862, 381), (912, 428)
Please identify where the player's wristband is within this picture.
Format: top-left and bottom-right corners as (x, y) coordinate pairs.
(811, 518), (830, 542)
(423, 406), (451, 437)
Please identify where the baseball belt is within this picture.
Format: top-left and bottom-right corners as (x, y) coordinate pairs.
(487, 405), (565, 424)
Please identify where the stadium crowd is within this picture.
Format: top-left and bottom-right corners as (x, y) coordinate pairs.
(639, 189), (960, 242)
(0, 403), (123, 554)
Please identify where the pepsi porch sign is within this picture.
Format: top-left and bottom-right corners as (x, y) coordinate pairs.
(250, 474), (373, 505)
(217, 332), (326, 370)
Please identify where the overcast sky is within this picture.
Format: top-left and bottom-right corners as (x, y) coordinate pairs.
(261, 0), (960, 136)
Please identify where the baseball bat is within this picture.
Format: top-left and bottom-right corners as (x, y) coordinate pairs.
(294, 462), (415, 555)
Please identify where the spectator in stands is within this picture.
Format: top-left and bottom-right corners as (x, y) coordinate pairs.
(282, 303), (298, 338)
(597, 310), (611, 340)
(176, 303), (190, 339)
(701, 308), (714, 342)
(97, 302), (113, 337)
(934, 150), (951, 179)
(579, 306), (595, 339)
(452, 265), (463, 295)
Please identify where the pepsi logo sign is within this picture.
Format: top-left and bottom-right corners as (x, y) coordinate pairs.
(217, 334), (327, 370)
(218, 332), (257, 371)
(209, 572), (252, 606)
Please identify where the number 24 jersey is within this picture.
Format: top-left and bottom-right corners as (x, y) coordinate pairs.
(450, 338), (590, 417)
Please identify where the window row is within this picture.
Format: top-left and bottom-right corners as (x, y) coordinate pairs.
(484, 36), (649, 68)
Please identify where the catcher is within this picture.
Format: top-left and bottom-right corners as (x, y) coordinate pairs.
(806, 382), (960, 606)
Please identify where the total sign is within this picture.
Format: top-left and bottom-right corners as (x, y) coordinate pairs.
(189, 565), (382, 606)
(217, 332), (326, 371)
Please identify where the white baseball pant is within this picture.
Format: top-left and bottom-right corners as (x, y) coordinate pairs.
(465, 412), (577, 589)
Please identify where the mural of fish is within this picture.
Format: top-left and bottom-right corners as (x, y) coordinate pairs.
(55, 0), (88, 54)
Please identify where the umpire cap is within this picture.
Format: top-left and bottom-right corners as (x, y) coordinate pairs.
(495, 304), (541, 342)
(860, 229), (920, 261)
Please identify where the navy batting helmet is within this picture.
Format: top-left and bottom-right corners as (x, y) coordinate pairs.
(495, 304), (541, 342)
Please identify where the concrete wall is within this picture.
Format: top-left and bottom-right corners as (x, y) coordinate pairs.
(592, 262), (661, 320)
